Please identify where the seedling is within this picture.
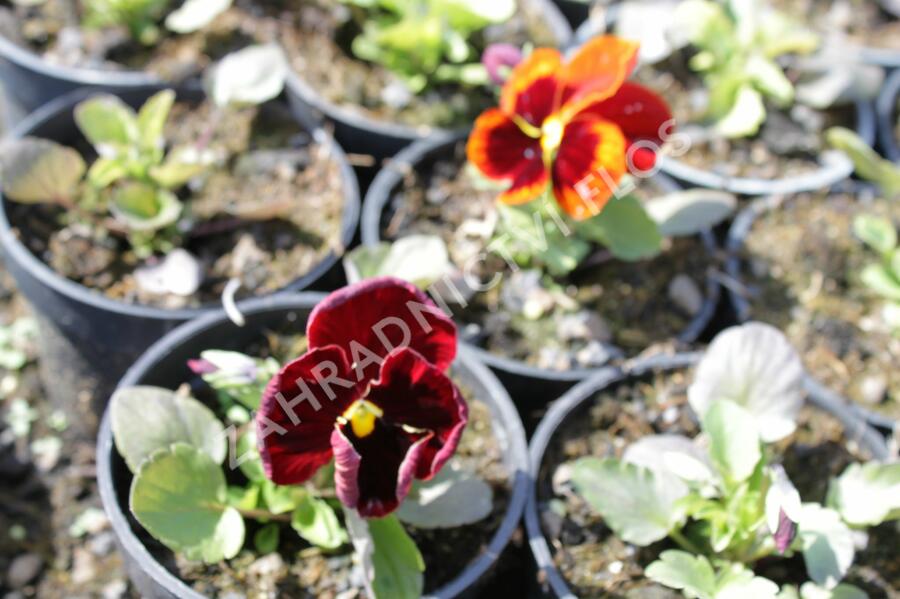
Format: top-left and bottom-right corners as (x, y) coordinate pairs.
(853, 214), (900, 333)
(561, 323), (900, 597)
(82, 0), (232, 45)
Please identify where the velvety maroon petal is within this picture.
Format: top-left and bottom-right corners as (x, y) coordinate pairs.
(582, 82), (673, 144)
(256, 345), (362, 485)
(307, 277), (457, 382)
(366, 348), (468, 480)
(331, 421), (430, 518)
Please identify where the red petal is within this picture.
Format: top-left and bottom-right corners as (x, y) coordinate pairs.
(559, 36), (639, 121)
(307, 277), (457, 381)
(331, 420), (430, 518)
(366, 348), (467, 480)
(468, 108), (543, 178)
(582, 82), (673, 144)
(256, 345), (361, 485)
(500, 48), (562, 127)
(551, 118), (627, 220)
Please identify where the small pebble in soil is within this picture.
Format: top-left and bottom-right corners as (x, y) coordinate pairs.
(857, 373), (888, 405)
(558, 311), (613, 343)
(6, 553), (43, 589)
(667, 274), (703, 316)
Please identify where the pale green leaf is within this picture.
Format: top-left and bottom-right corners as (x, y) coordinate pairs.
(396, 462), (493, 528)
(369, 515), (425, 599)
(87, 158), (127, 188)
(827, 462), (900, 527)
(826, 127), (900, 197)
(344, 235), (453, 289)
(110, 183), (182, 232)
(130, 443), (244, 562)
(579, 195), (662, 261)
(0, 137), (85, 204)
(260, 480), (300, 515)
(860, 264), (900, 301)
(746, 55), (793, 105)
(165, 0), (231, 33)
(714, 563), (780, 599)
(136, 89), (175, 150)
(254, 522), (280, 554)
(110, 386), (226, 473)
(703, 399), (762, 482)
(798, 504), (855, 588)
(799, 582), (869, 599)
(74, 95), (139, 149)
(716, 85), (766, 138)
(206, 44), (287, 107)
(236, 430), (266, 482)
(569, 457), (687, 546)
(853, 215), (897, 255)
(645, 550), (717, 599)
(644, 189), (737, 237)
(291, 494), (347, 549)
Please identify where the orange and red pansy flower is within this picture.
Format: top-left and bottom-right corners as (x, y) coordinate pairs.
(467, 36), (673, 221)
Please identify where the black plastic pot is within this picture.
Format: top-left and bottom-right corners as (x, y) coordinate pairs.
(96, 293), (530, 599)
(525, 352), (890, 598)
(0, 86), (361, 437)
(574, 16), (879, 195)
(0, 34), (161, 115)
(361, 133), (722, 412)
(283, 0), (573, 161)
(876, 68), (900, 163)
(725, 194), (897, 434)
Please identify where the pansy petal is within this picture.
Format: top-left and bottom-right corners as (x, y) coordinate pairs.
(551, 117), (627, 220)
(560, 35), (639, 120)
(500, 48), (563, 127)
(583, 82), (673, 144)
(367, 348), (468, 480)
(468, 108), (543, 180)
(257, 345), (361, 485)
(307, 277), (457, 381)
(500, 151), (549, 205)
(331, 421), (430, 518)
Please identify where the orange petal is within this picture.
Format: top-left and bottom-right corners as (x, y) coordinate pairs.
(500, 48), (563, 128)
(559, 35), (639, 121)
(552, 118), (627, 220)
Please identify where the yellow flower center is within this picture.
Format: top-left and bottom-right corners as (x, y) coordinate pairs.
(342, 399), (384, 438)
(540, 116), (564, 160)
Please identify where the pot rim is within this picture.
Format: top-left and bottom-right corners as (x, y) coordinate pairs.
(283, 0), (573, 145)
(96, 293), (530, 599)
(360, 132), (722, 383)
(0, 85), (361, 322)
(724, 193), (899, 432)
(524, 351), (890, 599)
(876, 68), (900, 163)
(573, 14), (879, 195)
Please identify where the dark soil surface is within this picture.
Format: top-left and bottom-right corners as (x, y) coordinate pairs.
(279, 0), (563, 130)
(535, 368), (898, 598)
(736, 192), (900, 419)
(8, 99), (346, 309)
(379, 141), (718, 370)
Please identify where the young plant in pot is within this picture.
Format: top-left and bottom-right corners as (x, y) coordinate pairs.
(100, 278), (529, 598)
(727, 129), (900, 426)
(529, 322), (898, 598)
(0, 0), (279, 111)
(579, 0), (881, 195)
(278, 0), (572, 158)
(358, 36), (733, 401)
(0, 44), (358, 435)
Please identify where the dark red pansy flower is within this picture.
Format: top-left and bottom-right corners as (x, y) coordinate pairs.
(467, 35), (673, 221)
(256, 277), (466, 518)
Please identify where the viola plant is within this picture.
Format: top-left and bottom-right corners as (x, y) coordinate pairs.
(560, 323), (900, 598)
(340, 0), (515, 92)
(111, 278), (496, 598)
(853, 214), (900, 334)
(0, 44), (293, 295)
(83, 0), (231, 44)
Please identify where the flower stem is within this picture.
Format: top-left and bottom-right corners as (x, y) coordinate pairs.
(236, 508), (292, 523)
(669, 528), (703, 555)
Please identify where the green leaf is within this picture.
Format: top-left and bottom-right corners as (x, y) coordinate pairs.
(254, 522), (280, 554)
(165, 0), (231, 33)
(645, 550), (717, 599)
(148, 146), (210, 189)
(578, 195), (662, 261)
(644, 189), (737, 237)
(260, 480), (300, 515)
(343, 235), (454, 289)
(569, 457), (687, 545)
(74, 95), (139, 149)
(798, 504), (855, 589)
(291, 494), (347, 549)
(396, 462), (493, 528)
(860, 264), (900, 301)
(227, 484), (259, 511)
(746, 55), (793, 105)
(236, 431), (266, 482)
(136, 90), (175, 150)
(703, 399), (762, 482)
(369, 515), (425, 599)
(716, 85), (766, 138)
(853, 214), (897, 255)
(0, 137), (85, 204)
(826, 127), (900, 197)
(799, 582), (869, 599)
(130, 443), (244, 562)
(110, 183), (182, 232)
(714, 562), (780, 599)
(827, 462), (900, 527)
(110, 386), (226, 473)
(86, 158), (128, 188)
